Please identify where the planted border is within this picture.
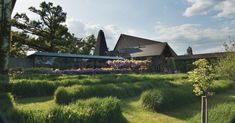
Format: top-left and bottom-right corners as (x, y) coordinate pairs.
(4, 97), (123, 123)
(141, 87), (196, 112)
(55, 81), (172, 104)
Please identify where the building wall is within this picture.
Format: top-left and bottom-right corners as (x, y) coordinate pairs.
(133, 55), (167, 72)
(9, 57), (34, 68)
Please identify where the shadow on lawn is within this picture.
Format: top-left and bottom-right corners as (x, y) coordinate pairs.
(161, 89), (235, 120)
(14, 96), (53, 104)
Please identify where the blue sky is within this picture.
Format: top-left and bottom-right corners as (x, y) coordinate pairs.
(13, 0), (235, 55)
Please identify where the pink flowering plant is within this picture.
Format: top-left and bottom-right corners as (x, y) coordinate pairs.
(106, 59), (151, 71)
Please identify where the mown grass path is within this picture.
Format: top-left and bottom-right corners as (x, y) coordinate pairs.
(121, 98), (187, 123)
(121, 88), (235, 123)
(13, 88), (235, 123)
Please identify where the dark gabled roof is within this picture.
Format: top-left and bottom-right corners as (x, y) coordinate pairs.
(175, 52), (227, 60)
(28, 52), (125, 60)
(114, 34), (177, 58)
(118, 43), (165, 58)
(114, 34), (162, 51)
(12, 0), (17, 9)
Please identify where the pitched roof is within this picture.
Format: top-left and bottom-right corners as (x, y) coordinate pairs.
(114, 34), (177, 58)
(12, 0), (17, 9)
(28, 52), (124, 60)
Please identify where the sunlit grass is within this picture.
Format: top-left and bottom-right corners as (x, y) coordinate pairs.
(2, 73), (234, 123)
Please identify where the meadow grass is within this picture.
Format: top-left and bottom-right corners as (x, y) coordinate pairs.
(0, 73), (234, 123)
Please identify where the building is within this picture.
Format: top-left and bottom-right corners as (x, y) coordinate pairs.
(111, 34), (177, 72)
(9, 52), (124, 69)
(94, 30), (108, 56)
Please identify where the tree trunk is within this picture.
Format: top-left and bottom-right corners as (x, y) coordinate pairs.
(201, 96), (208, 123)
(0, 0), (12, 83)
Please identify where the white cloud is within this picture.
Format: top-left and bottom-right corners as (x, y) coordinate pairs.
(154, 23), (235, 54)
(183, 0), (235, 18)
(66, 18), (123, 50)
(155, 24), (234, 41)
(215, 0), (235, 18)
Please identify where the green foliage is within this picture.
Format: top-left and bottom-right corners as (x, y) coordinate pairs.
(49, 97), (122, 123)
(55, 81), (171, 104)
(211, 80), (234, 92)
(22, 67), (52, 74)
(188, 103), (235, 123)
(11, 81), (57, 98)
(216, 40), (235, 82)
(140, 87), (195, 112)
(216, 54), (235, 82)
(0, 93), (15, 123)
(11, 1), (95, 54)
(79, 35), (96, 55)
(0, 93), (14, 113)
(174, 59), (195, 73)
(10, 31), (28, 57)
(188, 59), (214, 96)
(166, 58), (176, 72)
(5, 97), (123, 123)
(12, 1), (76, 53)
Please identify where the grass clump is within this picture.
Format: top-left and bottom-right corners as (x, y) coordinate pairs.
(188, 103), (235, 123)
(4, 97), (123, 123)
(11, 81), (57, 98)
(141, 87), (195, 112)
(55, 81), (172, 104)
(49, 97), (123, 123)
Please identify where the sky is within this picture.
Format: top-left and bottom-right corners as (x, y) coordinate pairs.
(12, 0), (235, 55)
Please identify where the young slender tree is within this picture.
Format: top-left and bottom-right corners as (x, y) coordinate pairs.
(188, 59), (214, 123)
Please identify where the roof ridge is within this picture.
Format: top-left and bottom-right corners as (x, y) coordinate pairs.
(120, 34), (162, 43)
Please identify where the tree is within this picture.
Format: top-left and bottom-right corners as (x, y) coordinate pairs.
(188, 59), (214, 123)
(187, 46), (193, 55)
(11, 1), (80, 53)
(9, 31), (29, 57)
(79, 35), (96, 55)
(216, 40), (235, 82)
(0, 0), (15, 81)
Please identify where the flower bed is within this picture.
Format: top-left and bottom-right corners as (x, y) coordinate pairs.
(14, 68), (131, 75)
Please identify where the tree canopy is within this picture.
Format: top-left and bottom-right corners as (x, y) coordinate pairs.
(186, 46), (193, 55)
(216, 40), (235, 82)
(11, 1), (95, 56)
(188, 59), (214, 96)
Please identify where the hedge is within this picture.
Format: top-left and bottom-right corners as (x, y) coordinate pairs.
(55, 81), (172, 104)
(140, 87), (196, 112)
(5, 97), (123, 123)
(11, 81), (57, 98)
(188, 103), (235, 123)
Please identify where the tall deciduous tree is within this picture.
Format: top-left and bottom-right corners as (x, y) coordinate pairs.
(11, 1), (80, 53)
(188, 59), (214, 123)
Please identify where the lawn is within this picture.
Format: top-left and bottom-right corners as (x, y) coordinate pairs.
(1, 73), (234, 123)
